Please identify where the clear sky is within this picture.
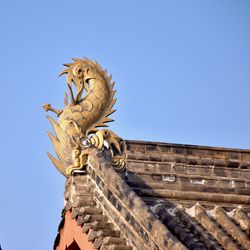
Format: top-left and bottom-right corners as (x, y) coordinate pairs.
(0, 1), (249, 249)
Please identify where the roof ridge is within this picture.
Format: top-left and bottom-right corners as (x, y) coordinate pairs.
(87, 148), (187, 250)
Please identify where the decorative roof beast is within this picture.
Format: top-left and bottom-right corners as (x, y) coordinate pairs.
(43, 57), (126, 177)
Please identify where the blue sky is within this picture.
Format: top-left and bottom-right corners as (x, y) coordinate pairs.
(0, 1), (249, 249)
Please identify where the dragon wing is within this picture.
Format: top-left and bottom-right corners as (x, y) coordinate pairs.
(47, 116), (76, 177)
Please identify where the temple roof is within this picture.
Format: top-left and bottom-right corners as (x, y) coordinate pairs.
(54, 140), (250, 250)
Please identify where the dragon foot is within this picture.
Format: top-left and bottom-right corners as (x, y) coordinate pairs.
(90, 129), (126, 171)
(112, 155), (126, 172)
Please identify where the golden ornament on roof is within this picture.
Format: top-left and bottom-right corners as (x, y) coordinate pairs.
(43, 57), (126, 176)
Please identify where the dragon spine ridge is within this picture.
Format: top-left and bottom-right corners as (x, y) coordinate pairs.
(60, 57), (116, 135)
(44, 57), (126, 176)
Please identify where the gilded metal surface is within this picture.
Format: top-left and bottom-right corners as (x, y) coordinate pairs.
(43, 57), (126, 176)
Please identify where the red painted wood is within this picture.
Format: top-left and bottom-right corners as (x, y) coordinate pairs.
(56, 211), (96, 250)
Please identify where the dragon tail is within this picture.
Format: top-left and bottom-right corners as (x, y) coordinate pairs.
(86, 62), (117, 135)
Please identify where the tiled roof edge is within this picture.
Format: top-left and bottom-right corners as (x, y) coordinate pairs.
(54, 174), (133, 250)
(87, 148), (188, 250)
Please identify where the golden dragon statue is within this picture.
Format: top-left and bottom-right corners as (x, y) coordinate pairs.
(43, 57), (126, 177)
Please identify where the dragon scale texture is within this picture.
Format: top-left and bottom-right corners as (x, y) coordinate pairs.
(43, 57), (126, 177)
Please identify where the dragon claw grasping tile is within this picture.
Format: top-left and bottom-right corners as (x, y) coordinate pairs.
(43, 57), (126, 177)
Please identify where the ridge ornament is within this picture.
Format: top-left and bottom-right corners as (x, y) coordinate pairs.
(43, 57), (126, 177)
